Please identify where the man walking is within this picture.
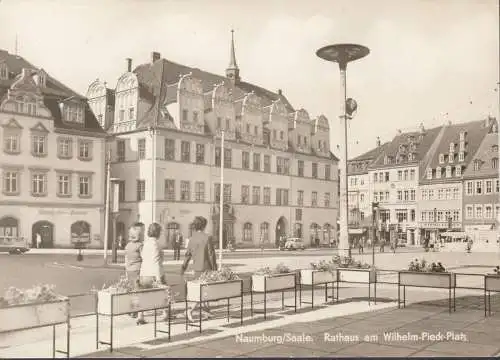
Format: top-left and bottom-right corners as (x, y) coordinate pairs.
(173, 230), (183, 260)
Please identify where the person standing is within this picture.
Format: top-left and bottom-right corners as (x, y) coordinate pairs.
(36, 233), (42, 249)
(181, 216), (217, 322)
(140, 222), (169, 322)
(359, 236), (365, 254)
(125, 223), (145, 324)
(173, 230), (183, 261)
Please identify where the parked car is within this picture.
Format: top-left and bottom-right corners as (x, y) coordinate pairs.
(284, 238), (305, 251)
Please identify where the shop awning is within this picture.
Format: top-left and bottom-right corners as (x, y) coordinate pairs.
(348, 229), (365, 235)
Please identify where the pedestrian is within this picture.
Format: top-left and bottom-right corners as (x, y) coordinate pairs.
(173, 230), (183, 261)
(367, 237), (372, 249)
(379, 238), (385, 252)
(36, 232), (42, 249)
(181, 216), (217, 322)
(359, 236), (365, 254)
(125, 222), (145, 324)
(140, 222), (169, 322)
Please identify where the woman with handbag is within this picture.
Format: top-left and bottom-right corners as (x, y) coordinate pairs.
(140, 222), (169, 322)
(125, 222), (146, 324)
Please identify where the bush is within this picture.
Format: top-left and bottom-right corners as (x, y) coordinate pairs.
(332, 255), (371, 269)
(310, 260), (337, 272)
(408, 258), (446, 273)
(254, 263), (292, 275)
(0, 285), (60, 307)
(197, 267), (240, 283)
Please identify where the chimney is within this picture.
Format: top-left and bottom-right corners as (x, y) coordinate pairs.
(126, 58), (132, 72)
(376, 136), (381, 147)
(151, 51), (161, 63)
(277, 89), (282, 96)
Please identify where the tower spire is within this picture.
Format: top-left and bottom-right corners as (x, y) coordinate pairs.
(226, 29), (240, 84)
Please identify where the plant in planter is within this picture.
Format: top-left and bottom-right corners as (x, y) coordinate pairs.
(301, 260), (338, 286)
(252, 263), (296, 292)
(492, 266), (500, 275)
(0, 284), (69, 333)
(254, 263), (292, 275)
(332, 255), (371, 269)
(407, 258), (446, 273)
(400, 258), (455, 291)
(186, 267), (242, 302)
(196, 267), (240, 283)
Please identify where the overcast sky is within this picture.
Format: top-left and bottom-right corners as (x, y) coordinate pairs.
(0, 0), (498, 158)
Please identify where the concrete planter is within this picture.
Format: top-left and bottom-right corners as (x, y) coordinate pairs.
(399, 271), (456, 288)
(0, 297), (69, 333)
(97, 286), (170, 316)
(186, 280), (243, 302)
(252, 273), (296, 292)
(485, 274), (500, 292)
(300, 269), (337, 285)
(338, 268), (377, 283)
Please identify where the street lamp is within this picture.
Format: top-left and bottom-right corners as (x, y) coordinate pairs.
(316, 44), (370, 257)
(218, 129), (225, 268)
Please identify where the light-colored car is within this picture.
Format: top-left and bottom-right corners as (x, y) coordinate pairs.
(284, 238), (305, 251)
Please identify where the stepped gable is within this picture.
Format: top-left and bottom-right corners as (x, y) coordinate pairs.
(463, 130), (499, 179)
(132, 58), (295, 129)
(0, 49), (104, 134)
(369, 126), (442, 169)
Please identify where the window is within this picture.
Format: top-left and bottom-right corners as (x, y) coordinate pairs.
(242, 152), (250, 169)
(446, 166), (451, 178)
(253, 153), (261, 171)
(0, 64), (7, 80)
(264, 155), (271, 172)
(298, 160), (304, 177)
(180, 181), (190, 201)
(430, 190), (435, 199)
(325, 165), (331, 180)
(404, 190), (409, 201)
(0, 217), (18, 244)
(63, 104), (83, 123)
(165, 179), (175, 201)
(449, 142), (455, 152)
(312, 163), (318, 178)
(426, 168), (432, 179)
(385, 172), (390, 182)
(223, 184), (231, 203)
(241, 185), (249, 204)
(473, 160), (481, 171)
(311, 191), (318, 207)
(224, 149), (232, 168)
(453, 210), (459, 222)
(379, 192), (384, 201)
(276, 189), (289, 206)
(182, 109), (188, 122)
(496, 179), (499, 193)
(448, 153), (454, 163)
(422, 190), (428, 200)
(439, 154), (444, 164)
(410, 209), (415, 222)
(119, 109), (124, 122)
(216, 117), (222, 129)
(117, 140), (125, 162)
(324, 192), (331, 207)
(475, 205), (483, 219)
(410, 190), (416, 201)
(438, 189), (444, 200)
(445, 188), (451, 199)
(458, 152), (464, 162)
(421, 212), (427, 222)
(79, 175), (91, 197)
(215, 147), (221, 167)
(280, 131), (284, 140)
(466, 181), (473, 195)
(252, 186), (260, 204)
(486, 180), (493, 194)
(475, 180), (482, 195)
(436, 167), (441, 179)
(453, 187), (459, 199)
(194, 182), (204, 202)
(193, 111), (198, 123)
(57, 138), (72, 159)
(260, 222), (270, 243)
(32, 135), (47, 156)
(397, 170), (402, 181)
(263, 187), (271, 205)
(276, 157), (287, 174)
(243, 223), (253, 242)
(496, 205), (500, 219)
(129, 107), (135, 120)
(466, 205), (473, 219)
(137, 138), (146, 160)
(397, 190), (402, 201)
(3, 171), (19, 195)
(78, 140), (92, 160)
(410, 169), (415, 180)
(31, 173), (47, 196)
(136, 180), (145, 201)
(297, 190), (304, 206)
(396, 209), (408, 223)
(195, 143), (205, 164)
(485, 205), (493, 218)
(181, 141), (190, 162)
(57, 174), (71, 196)
(455, 166), (462, 177)
(374, 192), (378, 202)
(403, 170), (408, 181)
(492, 158), (499, 169)
(225, 118), (230, 130)
(164, 139), (175, 160)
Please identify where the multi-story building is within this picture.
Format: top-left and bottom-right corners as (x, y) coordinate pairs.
(418, 118), (495, 243)
(0, 50), (106, 248)
(347, 137), (389, 239)
(462, 120), (499, 246)
(367, 124), (443, 246)
(88, 35), (338, 248)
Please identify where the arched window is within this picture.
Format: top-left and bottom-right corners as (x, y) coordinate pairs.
(243, 222), (253, 242)
(0, 216), (18, 244)
(260, 222), (269, 243)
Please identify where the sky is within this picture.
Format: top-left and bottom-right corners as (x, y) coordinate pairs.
(0, 0), (498, 159)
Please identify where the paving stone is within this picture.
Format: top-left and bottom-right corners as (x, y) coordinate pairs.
(425, 340), (500, 357)
(463, 330), (500, 346)
(244, 343), (331, 357)
(220, 315), (283, 329)
(130, 344), (189, 357)
(194, 335), (274, 355)
(331, 341), (417, 357)
(147, 344), (235, 358)
(142, 328), (222, 345)
(428, 309), (484, 323)
(77, 349), (141, 358)
(410, 349), (461, 357)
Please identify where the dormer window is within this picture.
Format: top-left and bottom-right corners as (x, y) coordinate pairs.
(384, 156), (389, 165)
(458, 151), (465, 162)
(446, 166), (452, 178)
(0, 63), (7, 80)
(459, 131), (466, 141)
(492, 145), (498, 154)
(449, 142), (455, 152)
(33, 70), (47, 87)
(473, 160), (481, 171)
(439, 154), (444, 164)
(455, 165), (462, 177)
(448, 153), (454, 163)
(399, 144), (406, 153)
(408, 153), (414, 161)
(14, 96), (37, 116)
(492, 158), (499, 169)
(63, 103), (84, 124)
(436, 166), (442, 179)
(426, 168), (432, 179)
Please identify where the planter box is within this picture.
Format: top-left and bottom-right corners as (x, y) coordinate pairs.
(485, 275), (500, 292)
(97, 286), (170, 316)
(186, 280), (243, 302)
(0, 298), (69, 333)
(300, 269), (337, 285)
(252, 273), (296, 292)
(338, 268), (377, 283)
(399, 271), (456, 288)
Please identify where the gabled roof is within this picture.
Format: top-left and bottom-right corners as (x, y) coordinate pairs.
(463, 130), (499, 179)
(132, 58), (295, 129)
(351, 142), (390, 161)
(369, 126), (443, 169)
(0, 49), (105, 135)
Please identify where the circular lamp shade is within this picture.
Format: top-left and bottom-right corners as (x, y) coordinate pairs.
(316, 44), (370, 65)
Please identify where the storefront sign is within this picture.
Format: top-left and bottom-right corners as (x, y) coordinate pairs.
(38, 209), (88, 216)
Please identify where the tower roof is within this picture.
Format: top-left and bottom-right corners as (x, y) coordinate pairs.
(228, 29), (238, 70)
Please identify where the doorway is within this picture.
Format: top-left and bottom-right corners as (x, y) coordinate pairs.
(32, 221), (54, 248)
(165, 222), (180, 249)
(275, 216), (288, 247)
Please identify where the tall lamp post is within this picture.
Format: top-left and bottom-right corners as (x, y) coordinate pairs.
(316, 44), (370, 257)
(218, 129), (225, 268)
